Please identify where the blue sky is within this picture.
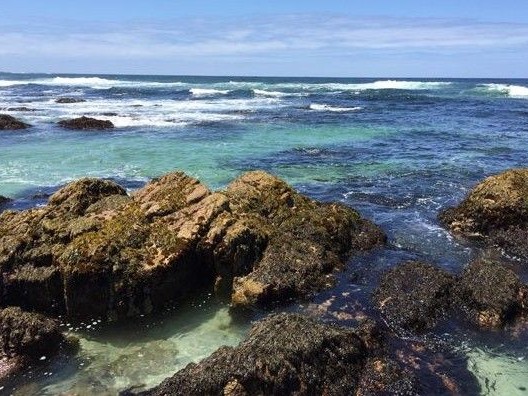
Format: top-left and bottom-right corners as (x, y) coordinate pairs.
(1, 1), (527, 77)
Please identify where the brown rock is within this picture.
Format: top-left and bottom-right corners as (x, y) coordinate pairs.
(0, 114), (30, 130)
(58, 116), (114, 130)
(0, 170), (384, 321)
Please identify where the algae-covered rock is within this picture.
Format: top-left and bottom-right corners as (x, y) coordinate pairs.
(226, 171), (386, 307)
(440, 169), (528, 235)
(440, 168), (528, 262)
(0, 114), (30, 130)
(455, 260), (528, 328)
(58, 116), (114, 130)
(375, 259), (528, 332)
(139, 313), (416, 396)
(374, 261), (455, 333)
(0, 306), (65, 360)
(0, 170), (384, 321)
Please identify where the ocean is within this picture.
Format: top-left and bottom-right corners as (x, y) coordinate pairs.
(1, 73), (528, 395)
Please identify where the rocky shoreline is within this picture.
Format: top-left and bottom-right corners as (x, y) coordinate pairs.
(1, 168), (528, 394)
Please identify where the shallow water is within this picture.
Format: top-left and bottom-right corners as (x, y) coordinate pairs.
(1, 74), (528, 394)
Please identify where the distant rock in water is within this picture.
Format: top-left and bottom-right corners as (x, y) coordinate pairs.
(4, 107), (37, 112)
(440, 168), (528, 261)
(138, 313), (417, 396)
(58, 116), (114, 130)
(0, 114), (30, 130)
(0, 195), (11, 206)
(55, 97), (86, 104)
(0, 170), (384, 322)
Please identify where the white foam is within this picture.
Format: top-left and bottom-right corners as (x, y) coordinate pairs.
(0, 80), (26, 87)
(1, 77), (188, 90)
(253, 89), (290, 97)
(309, 103), (362, 112)
(481, 83), (528, 98)
(190, 88), (230, 97)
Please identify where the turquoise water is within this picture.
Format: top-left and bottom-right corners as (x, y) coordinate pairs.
(1, 74), (528, 394)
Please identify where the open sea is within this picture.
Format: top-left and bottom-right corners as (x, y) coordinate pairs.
(1, 73), (528, 395)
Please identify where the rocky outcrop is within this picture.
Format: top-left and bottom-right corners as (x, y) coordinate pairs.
(0, 171), (384, 321)
(138, 313), (417, 396)
(0, 306), (73, 382)
(224, 171), (385, 306)
(55, 97), (86, 104)
(440, 168), (528, 260)
(58, 116), (114, 130)
(374, 261), (455, 333)
(375, 259), (528, 331)
(0, 114), (30, 130)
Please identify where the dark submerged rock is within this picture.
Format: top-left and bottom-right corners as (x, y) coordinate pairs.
(0, 306), (74, 383)
(455, 259), (528, 328)
(55, 97), (86, 104)
(375, 259), (528, 332)
(0, 195), (11, 206)
(374, 261), (455, 333)
(0, 171), (383, 321)
(138, 313), (417, 396)
(58, 116), (114, 130)
(0, 114), (30, 130)
(0, 306), (65, 360)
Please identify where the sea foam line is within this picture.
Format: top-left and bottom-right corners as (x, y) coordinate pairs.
(309, 103), (362, 112)
(481, 83), (528, 98)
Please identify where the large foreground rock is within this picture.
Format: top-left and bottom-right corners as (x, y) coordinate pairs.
(375, 260), (528, 331)
(440, 168), (528, 260)
(58, 116), (114, 130)
(0, 171), (384, 321)
(138, 313), (417, 396)
(0, 114), (30, 130)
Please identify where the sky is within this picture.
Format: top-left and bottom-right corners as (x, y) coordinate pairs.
(1, 1), (527, 77)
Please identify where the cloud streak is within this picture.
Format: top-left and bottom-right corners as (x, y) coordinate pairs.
(1, 14), (528, 60)
(1, 14), (528, 76)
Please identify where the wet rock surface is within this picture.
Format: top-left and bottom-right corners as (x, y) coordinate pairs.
(58, 116), (114, 130)
(375, 259), (528, 331)
(0, 114), (30, 130)
(374, 261), (455, 333)
(0, 170), (383, 321)
(0, 307), (73, 382)
(137, 313), (417, 396)
(456, 260), (528, 328)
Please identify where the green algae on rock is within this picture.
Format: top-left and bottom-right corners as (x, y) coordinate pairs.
(0, 170), (385, 322)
